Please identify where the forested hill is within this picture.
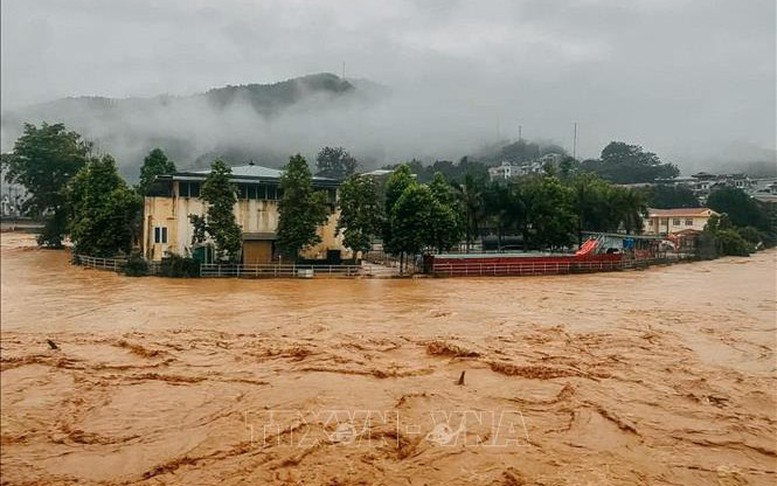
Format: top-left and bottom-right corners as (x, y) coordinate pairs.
(0, 73), (375, 175)
(199, 73), (355, 114)
(5, 73), (356, 120)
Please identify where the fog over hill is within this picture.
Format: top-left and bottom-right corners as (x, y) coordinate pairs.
(0, 73), (399, 176)
(2, 69), (775, 179)
(1, 1), (774, 178)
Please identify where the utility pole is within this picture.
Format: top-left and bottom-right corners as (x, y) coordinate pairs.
(573, 122), (578, 160)
(342, 61), (346, 80)
(518, 125), (522, 142)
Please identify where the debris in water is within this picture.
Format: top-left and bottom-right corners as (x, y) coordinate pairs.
(46, 339), (58, 350)
(456, 370), (466, 385)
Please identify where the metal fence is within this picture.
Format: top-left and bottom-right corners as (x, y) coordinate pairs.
(72, 254), (128, 272)
(199, 263), (362, 278)
(74, 254), (684, 279)
(431, 258), (670, 277)
(362, 250), (420, 274)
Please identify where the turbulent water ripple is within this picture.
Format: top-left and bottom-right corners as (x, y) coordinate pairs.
(1, 233), (775, 485)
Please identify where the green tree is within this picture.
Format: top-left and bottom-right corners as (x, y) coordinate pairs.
(736, 226), (763, 245)
(382, 164), (415, 256)
(572, 173), (609, 242)
(608, 186), (647, 234)
(452, 174), (486, 251)
(390, 183), (435, 271)
(276, 154), (330, 260)
(380, 156), (489, 184)
(428, 172), (463, 252)
(315, 146), (359, 179)
(703, 213), (753, 257)
(520, 175), (577, 250)
(67, 155), (142, 257)
(644, 184), (699, 209)
(571, 173), (647, 240)
(2, 122), (91, 247)
(500, 140), (541, 164)
(189, 159), (242, 261)
(558, 156), (581, 180)
(582, 141), (679, 184)
(707, 186), (769, 231)
(384, 165), (415, 211)
(483, 181), (521, 249)
(336, 174), (384, 257)
(138, 148), (176, 195)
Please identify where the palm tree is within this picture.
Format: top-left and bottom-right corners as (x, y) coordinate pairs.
(618, 189), (648, 234)
(484, 181), (523, 250)
(453, 174), (486, 252)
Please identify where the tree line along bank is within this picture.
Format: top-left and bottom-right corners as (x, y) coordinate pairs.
(2, 122), (774, 275)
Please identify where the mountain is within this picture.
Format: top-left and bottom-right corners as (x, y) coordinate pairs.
(0, 73), (381, 177)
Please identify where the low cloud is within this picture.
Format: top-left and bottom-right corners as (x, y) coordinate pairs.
(1, 0), (774, 174)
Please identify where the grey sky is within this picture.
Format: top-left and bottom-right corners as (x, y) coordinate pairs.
(1, 0), (775, 165)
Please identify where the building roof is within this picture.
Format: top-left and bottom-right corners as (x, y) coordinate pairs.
(753, 194), (777, 204)
(162, 163), (339, 187)
(360, 169), (394, 177)
(647, 207), (719, 218)
(190, 164), (284, 179)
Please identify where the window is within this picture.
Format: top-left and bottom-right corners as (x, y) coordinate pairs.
(154, 227), (168, 244)
(179, 182), (200, 198)
(685, 219), (693, 226)
(673, 219), (681, 226)
(660, 218), (669, 225)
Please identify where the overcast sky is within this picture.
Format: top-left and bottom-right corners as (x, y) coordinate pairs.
(1, 0), (775, 164)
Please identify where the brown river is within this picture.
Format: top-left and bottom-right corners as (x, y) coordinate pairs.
(1, 233), (775, 485)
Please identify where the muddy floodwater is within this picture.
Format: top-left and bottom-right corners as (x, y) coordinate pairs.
(1, 233), (775, 485)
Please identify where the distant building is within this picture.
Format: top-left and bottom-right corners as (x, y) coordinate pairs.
(750, 179), (777, 204)
(0, 183), (27, 217)
(488, 162), (515, 180)
(686, 172), (757, 202)
(643, 207), (719, 235)
(487, 157), (554, 181)
(142, 163), (349, 263)
(0, 194), (12, 216)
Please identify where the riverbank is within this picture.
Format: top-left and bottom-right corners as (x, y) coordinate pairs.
(0, 219), (44, 233)
(1, 233), (776, 485)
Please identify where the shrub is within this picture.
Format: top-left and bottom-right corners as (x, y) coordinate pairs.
(715, 229), (752, 257)
(736, 226), (763, 245)
(160, 254), (200, 278)
(124, 251), (149, 277)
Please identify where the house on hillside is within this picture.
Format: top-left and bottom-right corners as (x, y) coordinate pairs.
(142, 163), (349, 263)
(487, 160), (545, 181)
(643, 207), (719, 235)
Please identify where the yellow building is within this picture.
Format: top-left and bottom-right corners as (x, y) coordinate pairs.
(643, 207), (719, 235)
(142, 163), (349, 263)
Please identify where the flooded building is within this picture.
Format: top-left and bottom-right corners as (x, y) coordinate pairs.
(142, 163), (348, 263)
(643, 207), (719, 235)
